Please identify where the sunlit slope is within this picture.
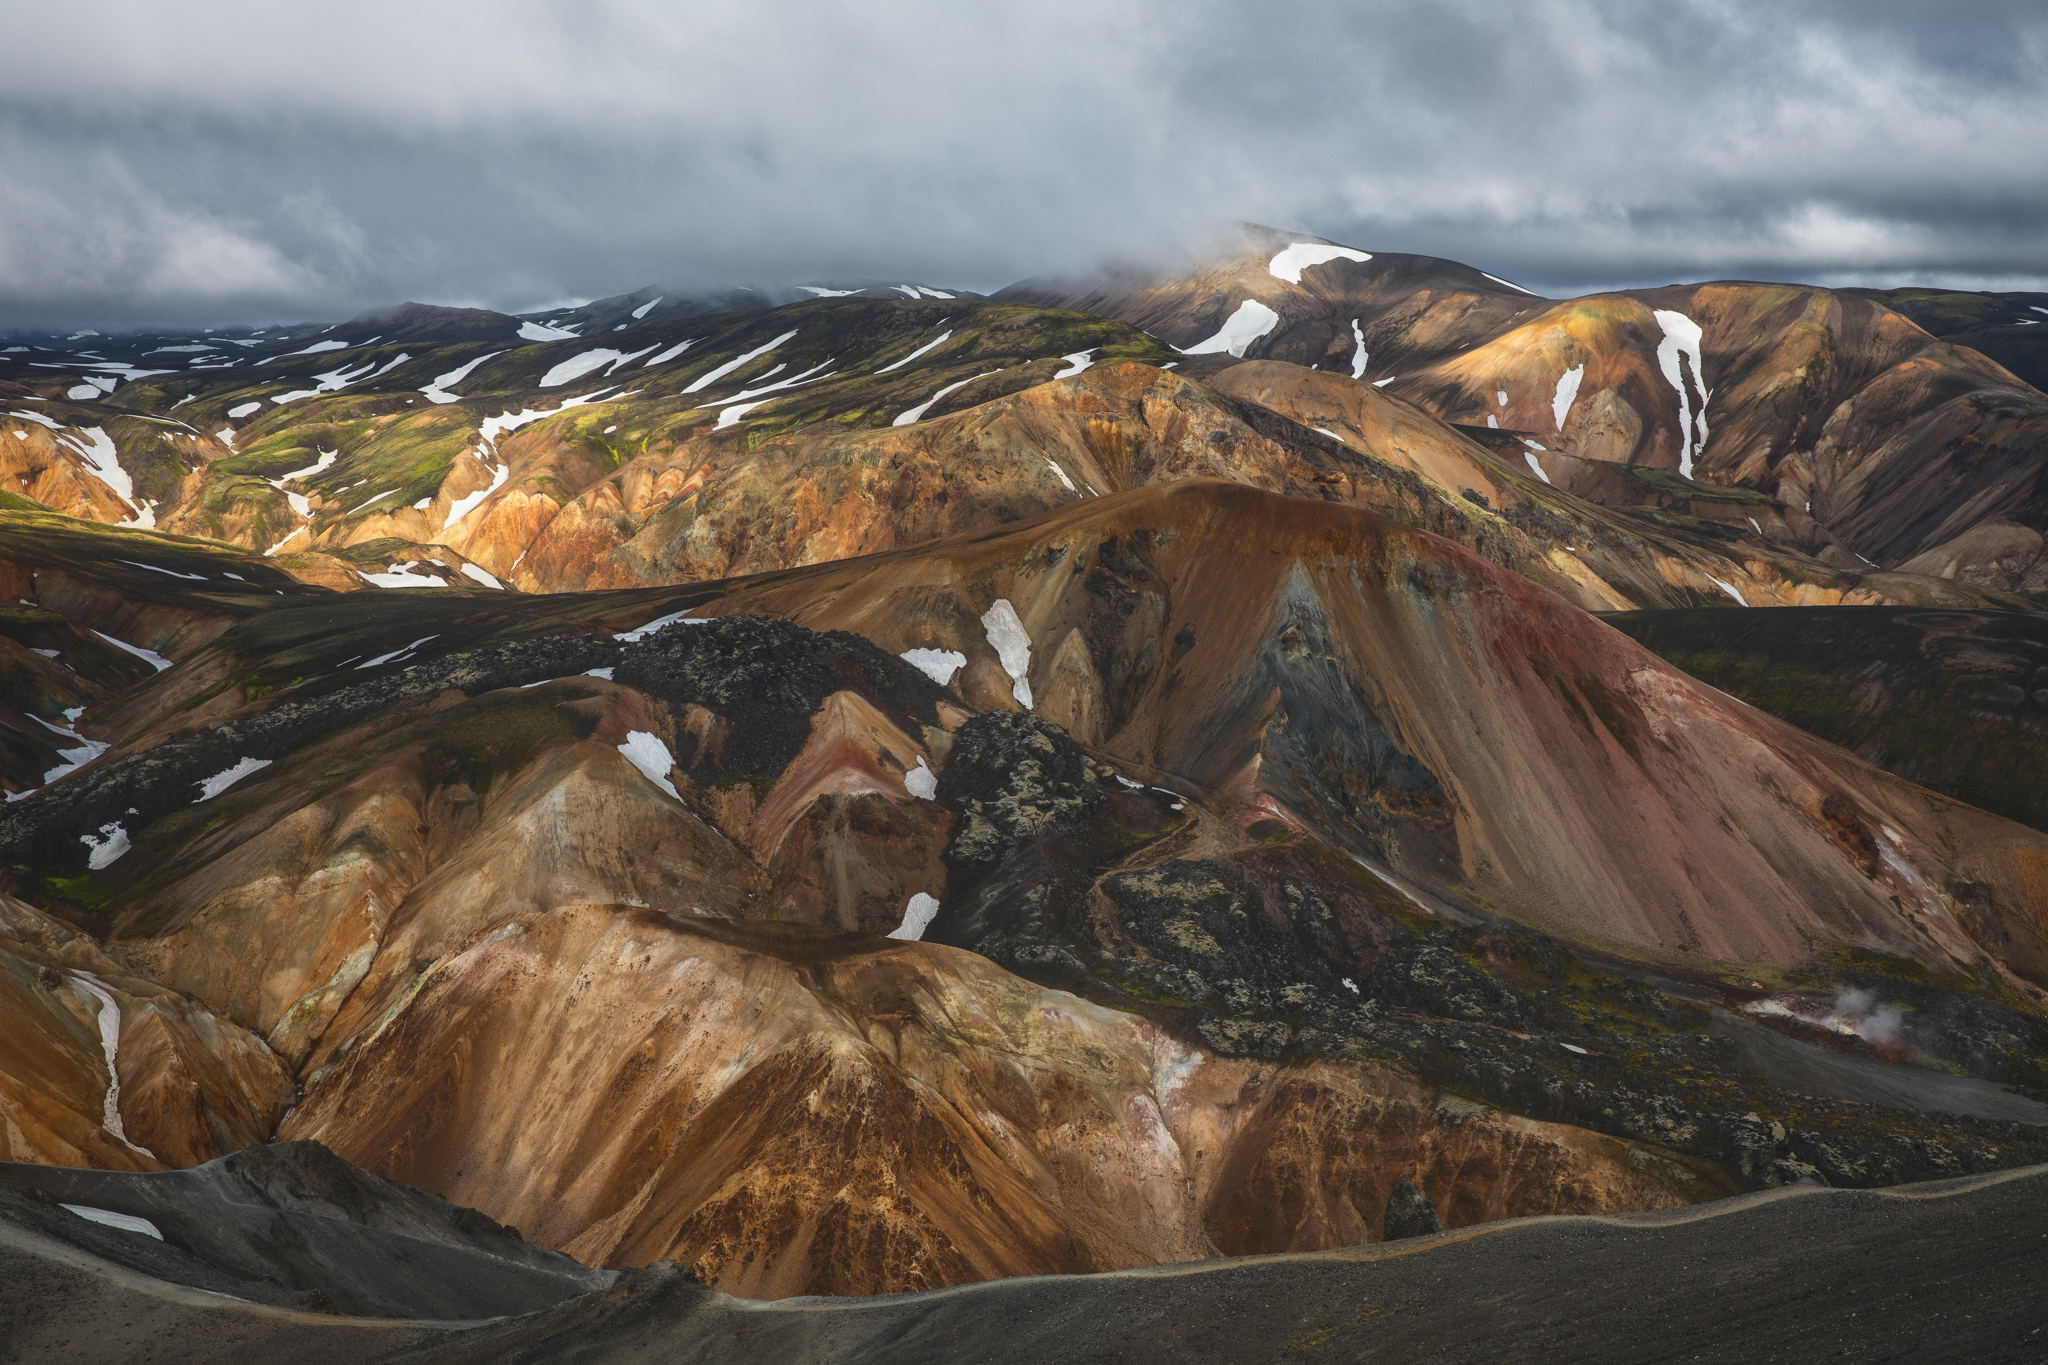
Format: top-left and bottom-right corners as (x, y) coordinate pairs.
(1004, 226), (2048, 594)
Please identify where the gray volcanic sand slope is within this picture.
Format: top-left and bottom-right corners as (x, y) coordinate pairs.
(0, 1143), (609, 1320)
(4, 1165), (2045, 1364)
(1712, 1011), (2048, 1128)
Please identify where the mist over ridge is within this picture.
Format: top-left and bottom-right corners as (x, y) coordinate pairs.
(2, 0), (2045, 330)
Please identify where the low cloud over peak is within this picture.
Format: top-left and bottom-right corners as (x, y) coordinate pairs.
(3, 0), (2044, 328)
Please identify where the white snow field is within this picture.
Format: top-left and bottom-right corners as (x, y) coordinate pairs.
(1653, 310), (1708, 478)
(1182, 301), (1280, 358)
(419, 351), (503, 404)
(900, 648), (966, 686)
(980, 599), (1033, 708)
(887, 892), (942, 941)
(1267, 243), (1371, 283)
(1551, 364), (1584, 431)
(195, 757), (273, 801)
(618, 731), (682, 800)
(894, 372), (996, 426)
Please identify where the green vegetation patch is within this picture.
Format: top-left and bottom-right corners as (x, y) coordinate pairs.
(411, 686), (602, 793)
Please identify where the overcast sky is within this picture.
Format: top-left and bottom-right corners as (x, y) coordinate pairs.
(3, 0), (2044, 329)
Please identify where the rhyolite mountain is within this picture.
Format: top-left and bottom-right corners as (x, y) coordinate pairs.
(1, 228), (2046, 1336)
(1846, 286), (2048, 393)
(1007, 225), (2048, 594)
(3, 478), (2046, 1300)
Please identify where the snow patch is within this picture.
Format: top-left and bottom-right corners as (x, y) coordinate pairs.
(1052, 350), (1096, 379)
(703, 357), (838, 429)
(1267, 243), (1371, 283)
(60, 426), (140, 516)
(118, 559), (204, 581)
(873, 330), (953, 375)
(614, 609), (708, 641)
(1705, 575), (1747, 605)
(887, 892), (941, 941)
(539, 346), (655, 389)
(227, 401), (262, 418)
(1653, 310), (1707, 478)
(362, 561), (448, 588)
(893, 371), (996, 426)
(16, 715), (92, 801)
(632, 296), (663, 320)
(684, 330), (800, 393)
(900, 648), (965, 686)
(1181, 300), (1279, 358)
(517, 320), (578, 342)
(80, 821), (129, 868)
(67, 972), (154, 1157)
(643, 339), (697, 366)
(1481, 272), (1540, 296)
(194, 757), (271, 801)
(459, 562), (503, 590)
(1551, 364), (1584, 431)
(1524, 452), (1551, 485)
(420, 351), (503, 404)
(800, 285), (860, 298)
(1044, 458), (1077, 491)
(1350, 319), (1368, 378)
(904, 756), (938, 800)
(280, 339), (349, 358)
(980, 599), (1033, 708)
(271, 357), (386, 405)
(90, 630), (171, 672)
(62, 1205), (162, 1239)
(356, 635), (438, 668)
(618, 731), (681, 800)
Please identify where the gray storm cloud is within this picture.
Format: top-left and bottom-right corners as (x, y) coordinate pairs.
(1, 0), (2044, 328)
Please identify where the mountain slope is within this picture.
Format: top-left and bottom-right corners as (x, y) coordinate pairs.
(4, 1157), (2045, 1365)
(1846, 287), (2048, 392)
(1610, 606), (2048, 832)
(9, 298), (2025, 616)
(2, 487), (2045, 1299)
(1003, 225), (2048, 594)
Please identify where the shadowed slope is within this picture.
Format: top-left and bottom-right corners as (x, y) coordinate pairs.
(3, 1162), (2043, 1364)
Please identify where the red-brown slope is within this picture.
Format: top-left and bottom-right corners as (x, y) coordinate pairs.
(695, 480), (2048, 986)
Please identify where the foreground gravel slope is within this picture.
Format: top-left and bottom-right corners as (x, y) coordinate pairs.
(4, 1163), (2044, 1364)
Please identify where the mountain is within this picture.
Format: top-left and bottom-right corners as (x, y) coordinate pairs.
(1004, 225), (2048, 595)
(1846, 287), (2048, 393)
(1610, 605), (2048, 832)
(2, 482), (2044, 1301)
(2, 232), (2046, 1333)
(524, 281), (987, 337)
(6, 289), (2032, 614)
(5, 1149), (2043, 1364)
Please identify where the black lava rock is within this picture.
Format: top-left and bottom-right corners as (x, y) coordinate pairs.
(614, 614), (948, 779)
(1383, 1179), (1444, 1240)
